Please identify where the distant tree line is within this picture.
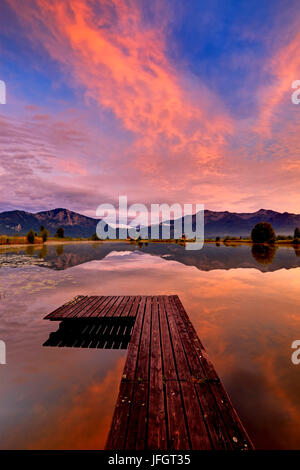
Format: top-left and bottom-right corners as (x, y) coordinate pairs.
(251, 223), (300, 245)
(25, 225), (64, 244)
(55, 227), (64, 238)
(251, 222), (276, 244)
(15, 222), (300, 246)
(294, 227), (300, 245)
(214, 223), (300, 245)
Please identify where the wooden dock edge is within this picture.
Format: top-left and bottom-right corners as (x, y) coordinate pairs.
(105, 295), (254, 451)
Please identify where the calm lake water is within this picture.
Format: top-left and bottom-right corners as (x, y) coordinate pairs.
(0, 241), (300, 449)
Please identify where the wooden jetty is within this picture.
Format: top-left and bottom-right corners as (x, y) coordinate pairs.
(44, 295), (254, 450)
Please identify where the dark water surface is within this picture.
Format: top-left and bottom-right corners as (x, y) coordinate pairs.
(0, 241), (300, 449)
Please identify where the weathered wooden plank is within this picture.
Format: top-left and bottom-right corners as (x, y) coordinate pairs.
(61, 296), (96, 320)
(43, 295), (85, 319)
(105, 296), (145, 450)
(68, 296), (102, 319)
(45, 295), (141, 321)
(75, 295), (106, 318)
(127, 296), (142, 318)
(125, 296), (152, 450)
(114, 296), (130, 318)
(87, 295), (114, 318)
(147, 296), (167, 450)
(44, 294), (253, 451)
(171, 295), (254, 450)
(157, 296), (189, 450)
(163, 296), (211, 450)
(167, 296), (229, 449)
(105, 296), (125, 317)
(44, 295), (88, 320)
(95, 296), (119, 317)
(167, 296), (230, 449)
(120, 296), (135, 317)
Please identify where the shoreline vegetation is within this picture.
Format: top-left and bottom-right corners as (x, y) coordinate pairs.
(0, 236), (300, 249)
(0, 221), (299, 248)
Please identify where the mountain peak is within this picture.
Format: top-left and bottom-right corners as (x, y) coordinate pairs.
(37, 207), (72, 215)
(1, 207), (300, 238)
(256, 208), (273, 213)
(0, 207), (98, 237)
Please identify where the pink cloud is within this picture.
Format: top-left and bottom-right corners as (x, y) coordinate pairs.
(2, 0), (300, 214)
(6, 0), (232, 174)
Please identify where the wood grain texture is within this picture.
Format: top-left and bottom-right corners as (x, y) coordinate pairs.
(44, 295), (254, 450)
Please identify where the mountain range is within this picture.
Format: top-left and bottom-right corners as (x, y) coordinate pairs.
(0, 208), (98, 238)
(0, 207), (300, 238)
(180, 209), (300, 237)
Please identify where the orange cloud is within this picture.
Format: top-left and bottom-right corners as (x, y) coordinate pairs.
(3, 0), (300, 213)
(254, 29), (300, 136)
(7, 0), (232, 171)
(29, 357), (125, 450)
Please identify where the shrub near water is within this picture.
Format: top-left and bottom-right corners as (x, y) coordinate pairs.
(55, 227), (64, 238)
(40, 225), (49, 242)
(26, 229), (35, 244)
(251, 222), (276, 244)
(90, 232), (99, 241)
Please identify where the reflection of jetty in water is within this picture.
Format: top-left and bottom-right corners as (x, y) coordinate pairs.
(43, 295), (254, 450)
(2, 241), (300, 272)
(43, 317), (135, 350)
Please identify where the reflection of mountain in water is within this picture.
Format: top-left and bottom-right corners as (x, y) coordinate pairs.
(2, 242), (300, 272)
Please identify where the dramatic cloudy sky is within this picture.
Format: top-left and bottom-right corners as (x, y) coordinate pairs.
(0, 0), (299, 216)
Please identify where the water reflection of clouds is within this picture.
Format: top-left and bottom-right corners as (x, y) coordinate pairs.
(1, 353), (126, 450)
(27, 358), (125, 450)
(105, 251), (135, 258)
(79, 251), (181, 272)
(1, 245), (300, 449)
(1, 267), (73, 293)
